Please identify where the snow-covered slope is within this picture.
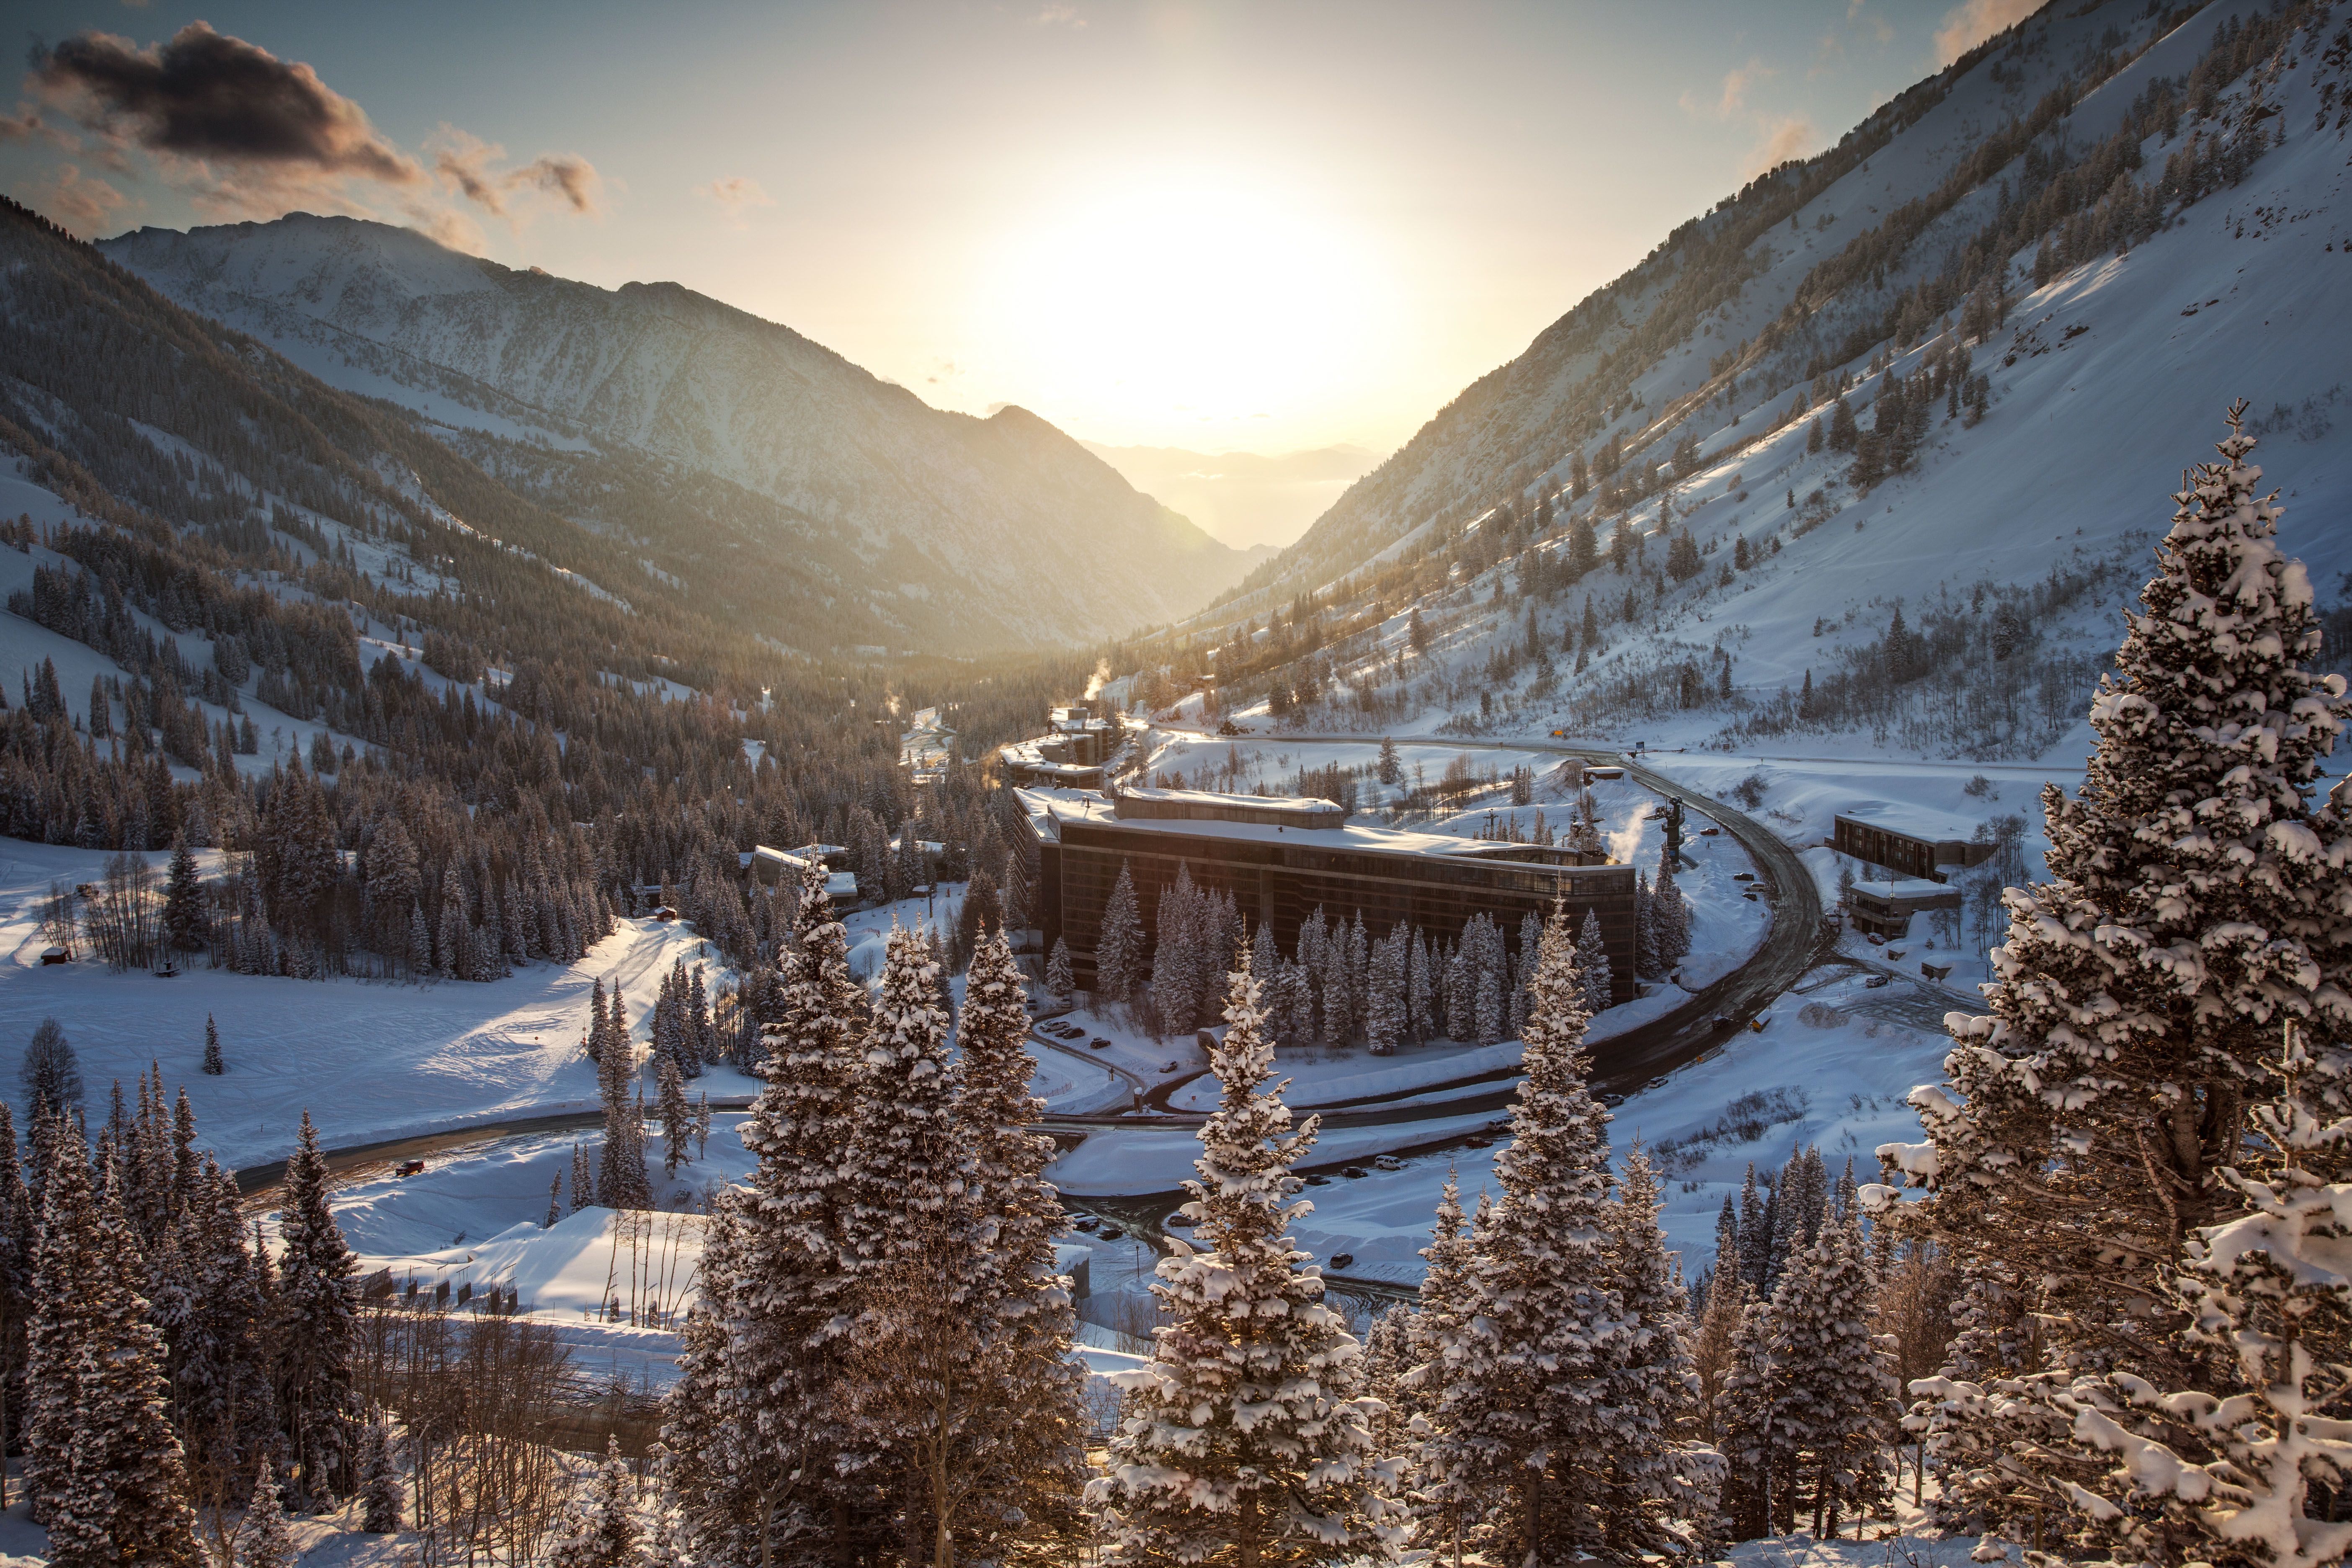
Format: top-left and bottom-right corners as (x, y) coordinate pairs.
(1176, 0), (2351, 765)
(100, 214), (1253, 652)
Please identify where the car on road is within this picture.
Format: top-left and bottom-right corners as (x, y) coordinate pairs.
(1302, 1173), (1331, 1186)
(1088, 1037), (1111, 1049)
(1599, 1093), (1626, 1108)
(1328, 1253), (1355, 1270)
(1341, 1166), (1370, 1179)
(1165, 1211), (1194, 1228)
(1864, 974), (1891, 989)
(1712, 1014), (1737, 1031)
(1463, 1135), (1494, 1148)
(1099, 1227), (1125, 1241)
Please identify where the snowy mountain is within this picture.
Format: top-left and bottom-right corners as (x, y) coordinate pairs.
(1171, 0), (2352, 763)
(99, 214), (1254, 652)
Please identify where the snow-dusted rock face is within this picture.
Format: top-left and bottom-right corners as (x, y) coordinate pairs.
(102, 214), (1249, 651)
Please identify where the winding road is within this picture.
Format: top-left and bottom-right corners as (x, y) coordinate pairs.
(242, 733), (1837, 1320)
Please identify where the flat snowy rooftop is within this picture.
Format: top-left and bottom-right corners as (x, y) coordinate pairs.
(1041, 791), (1547, 861)
(1835, 799), (1990, 843)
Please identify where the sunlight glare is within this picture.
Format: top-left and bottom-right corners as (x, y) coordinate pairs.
(973, 171), (1396, 445)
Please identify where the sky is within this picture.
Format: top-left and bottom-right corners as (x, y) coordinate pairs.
(0, 0), (2039, 462)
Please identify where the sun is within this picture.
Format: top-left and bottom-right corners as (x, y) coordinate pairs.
(970, 169), (1397, 447)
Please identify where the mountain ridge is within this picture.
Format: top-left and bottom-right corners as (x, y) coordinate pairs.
(99, 212), (1254, 652)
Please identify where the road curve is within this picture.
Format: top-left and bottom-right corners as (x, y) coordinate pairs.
(244, 732), (1823, 1252)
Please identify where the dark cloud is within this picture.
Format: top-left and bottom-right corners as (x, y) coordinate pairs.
(31, 21), (420, 184)
(517, 154), (598, 215)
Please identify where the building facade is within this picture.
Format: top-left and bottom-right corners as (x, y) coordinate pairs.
(1008, 786), (1638, 1006)
(1831, 807), (1996, 883)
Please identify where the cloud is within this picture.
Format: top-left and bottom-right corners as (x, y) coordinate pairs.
(694, 174), (775, 225)
(1933, 0), (2041, 66)
(428, 127), (603, 221)
(27, 162), (129, 233)
(1741, 115), (1819, 179)
(1681, 57), (1777, 120)
(1033, 5), (1086, 25)
(518, 154), (598, 214)
(31, 22), (421, 184)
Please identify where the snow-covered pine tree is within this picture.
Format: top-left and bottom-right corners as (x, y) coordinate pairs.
(667, 858), (874, 1562)
(568, 1144), (595, 1212)
(1422, 896), (1630, 1562)
(1045, 936), (1075, 1006)
(871, 926), (1088, 1561)
(548, 1436), (640, 1568)
(1714, 1289), (1784, 1539)
(546, 1171), (562, 1228)
(1402, 1171), (1474, 1429)
(585, 978), (609, 1064)
(1365, 924), (1406, 1055)
(1151, 864), (1203, 1032)
(2039, 1023), (2352, 1567)
(1736, 1163), (1772, 1291)
(357, 1423), (401, 1532)
(1634, 870), (1662, 980)
(596, 991), (650, 1211)
(1653, 851), (1691, 971)
(1471, 918), (1505, 1045)
(1090, 945), (1403, 1562)
(1096, 860), (1146, 1004)
(1883, 411), (2352, 1544)
(1576, 907), (1614, 1014)
(1600, 1145), (1721, 1558)
(49, 1150), (204, 1568)
(1765, 1206), (1890, 1539)
(275, 1110), (358, 1501)
(655, 1053), (691, 1181)
(238, 1458), (295, 1568)
(202, 1014), (223, 1076)
(1408, 928), (1434, 1043)
(1442, 930), (1473, 1043)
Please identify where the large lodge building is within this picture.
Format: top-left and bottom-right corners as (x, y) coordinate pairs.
(1001, 783), (1639, 1006)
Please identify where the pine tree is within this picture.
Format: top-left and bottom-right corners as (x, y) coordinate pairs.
(1403, 1172), (1474, 1431)
(2037, 1024), (2352, 1566)
(1090, 946), (1403, 1562)
(655, 1052), (691, 1181)
(357, 1422), (402, 1532)
(1422, 897), (1630, 1561)
(276, 1111), (358, 1501)
(1365, 924), (1407, 1055)
(877, 927), (1088, 1561)
(46, 1150), (205, 1568)
(1654, 851), (1691, 970)
(546, 1171), (563, 1228)
(1152, 863), (1204, 1032)
(202, 1014), (224, 1076)
(163, 831), (207, 952)
(569, 1144), (596, 1212)
(238, 1458), (295, 1568)
(1599, 1146), (1720, 1558)
(549, 1436), (640, 1568)
(1045, 936), (1075, 1005)
(1715, 1290), (1785, 1538)
(665, 858), (872, 1561)
(1095, 859), (1145, 1003)
(1576, 906), (1614, 1013)
(1887, 412), (2352, 1544)
(597, 990), (649, 1210)
(1766, 1208), (1890, 1539)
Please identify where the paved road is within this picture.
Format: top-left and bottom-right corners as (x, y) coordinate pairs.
(243, 738), (1816, 1213)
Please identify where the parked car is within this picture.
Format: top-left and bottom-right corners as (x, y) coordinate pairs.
(1303, 1173), (1332, 1186)
(1341, 1166), (1370, 1179)
(1072, 1215), (1100, 1232)
(1370, 1155), (1404, 1172)
(1711, 1014), (1737, 1031)
(1328, 1253), (1356, 1270)
(1599, 1093), (1626, 1108)
(1864, 974), (1891, 989)
(1099, 1227), (1125, 1242)
(395, 1159), (426, 1177)
(1089, 1037), (1112, 1049)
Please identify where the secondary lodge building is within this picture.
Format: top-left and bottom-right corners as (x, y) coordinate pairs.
(1006, 784), (1639, 1006)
